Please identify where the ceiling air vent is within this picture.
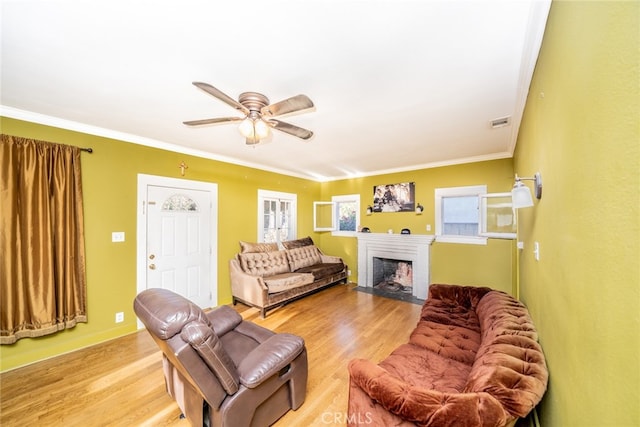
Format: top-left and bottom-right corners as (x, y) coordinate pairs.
(490, 116), (511, 129)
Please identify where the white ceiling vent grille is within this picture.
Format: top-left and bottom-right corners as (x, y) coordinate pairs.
(490, 116), (511, 129)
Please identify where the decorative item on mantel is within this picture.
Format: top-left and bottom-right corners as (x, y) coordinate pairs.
(360, 227), (371, 233)
(401, 228), (411, 234)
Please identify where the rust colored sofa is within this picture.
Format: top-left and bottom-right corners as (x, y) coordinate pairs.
(230, 237), (348, 317)
(348, 284), (548, 427)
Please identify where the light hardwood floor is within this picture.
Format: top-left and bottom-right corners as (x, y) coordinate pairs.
(0, 283), (422, 426)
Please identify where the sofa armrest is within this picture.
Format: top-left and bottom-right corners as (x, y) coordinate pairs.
(229, 258), (269, 306)
(348, 359), (511, 427)
(237, 333), (305, 388)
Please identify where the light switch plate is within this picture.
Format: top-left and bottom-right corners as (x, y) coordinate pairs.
(112, 232), (125, 242)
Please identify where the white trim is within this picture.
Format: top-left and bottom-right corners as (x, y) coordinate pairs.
(507, 0), (552, 156)
(436, 236), (488, 245)
(1, 106), (315, 181)
(479, 192), (517, 240)
(313, 201), (336, 232)
(435, 185), (487, 245)
(331, 194), (361, 236)
(0, 106), (516, 183)
(257, 189), (297, 243)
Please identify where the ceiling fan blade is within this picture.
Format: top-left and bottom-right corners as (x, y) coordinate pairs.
(183, 117), (243, 126)
(262, 94), (314, 117)
(192, 82), (249, 115)
(268, 119), (314, 140)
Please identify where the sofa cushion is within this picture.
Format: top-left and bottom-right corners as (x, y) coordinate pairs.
(463, 291), (548, 418)
(281, 236), (314, 250)
(238, 250), (290, 277)
(286, 246), (323, 271)
(420, 298), (483, 333)
(379, 342), (473, 393)
(239, 241), (279, 254)
(295, 262), (345, 279)
(348, 358), (511, 427)
(427, 284), (492, 308)
(409, 320), (481, 366)
(422, 284), (492, 329)
(264, 272), (314, 293)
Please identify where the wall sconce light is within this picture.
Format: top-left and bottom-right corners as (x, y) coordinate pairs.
(415, 203), (424, 214)
(366, 205), (373, 216)
(512, 172), (543, 209)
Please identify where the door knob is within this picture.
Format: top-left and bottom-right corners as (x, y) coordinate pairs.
(149, 254), (155, 260)
(149, 264), (156, 270)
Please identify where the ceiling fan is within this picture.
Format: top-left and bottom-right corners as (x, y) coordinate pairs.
(183, 82), (315, 145)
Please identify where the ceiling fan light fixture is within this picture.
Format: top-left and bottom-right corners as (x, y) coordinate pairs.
(239, 116), (270, 141)
(254, 118), (270, 139)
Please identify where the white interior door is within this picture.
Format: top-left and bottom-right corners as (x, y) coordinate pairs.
(137, 175), (217, 315)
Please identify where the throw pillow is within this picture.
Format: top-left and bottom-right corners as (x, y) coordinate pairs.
(239, 240), (279, 253)
(281, 236), (314, 250)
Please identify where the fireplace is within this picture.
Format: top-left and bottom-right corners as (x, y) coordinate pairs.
(357, 233), (435, 299)
(373, 257), (413, 293)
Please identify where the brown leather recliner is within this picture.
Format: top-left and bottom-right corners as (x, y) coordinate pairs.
(133, 288), (308, 426)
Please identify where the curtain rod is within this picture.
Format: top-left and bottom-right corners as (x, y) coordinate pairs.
(80, 147), (93, 153)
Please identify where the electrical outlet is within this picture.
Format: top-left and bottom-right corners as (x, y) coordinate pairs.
(115, 312), (124, 323)
(348, 269), (352, 276)
(426, 224), (431, 232)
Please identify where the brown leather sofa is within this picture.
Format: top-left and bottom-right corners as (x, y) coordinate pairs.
(347, 284), (548, 427)
(134, 288), (308, 426)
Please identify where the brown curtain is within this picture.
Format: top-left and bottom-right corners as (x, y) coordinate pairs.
(0, 135), (87, 344)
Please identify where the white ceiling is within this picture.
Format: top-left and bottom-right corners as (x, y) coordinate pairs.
(1, 0), (550, 181)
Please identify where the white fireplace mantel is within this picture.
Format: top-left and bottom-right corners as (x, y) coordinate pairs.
(357, 233), (435, 299)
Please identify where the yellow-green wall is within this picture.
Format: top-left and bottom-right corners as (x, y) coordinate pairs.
(514, 1), (639, 426)
(1, 117), (516, 371)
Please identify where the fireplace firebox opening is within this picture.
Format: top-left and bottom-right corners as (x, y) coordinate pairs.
(372, 257), (413, 294)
